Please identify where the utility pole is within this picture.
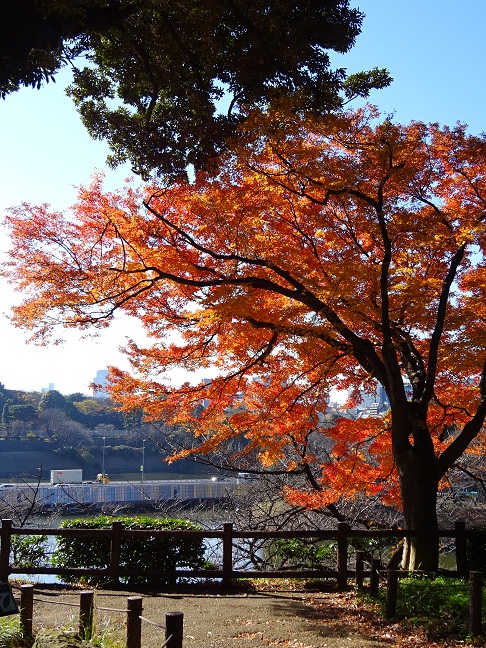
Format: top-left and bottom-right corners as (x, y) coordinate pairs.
(141, 438), (145, 487)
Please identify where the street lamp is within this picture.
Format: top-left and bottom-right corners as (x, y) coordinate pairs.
(141, 438), (145, 487)
(102, 436), (106, 495)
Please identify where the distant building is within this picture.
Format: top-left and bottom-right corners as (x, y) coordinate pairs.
(352, 382), (391, 418)
(41, 382), (55, 393)
(93, 369), (110, 398)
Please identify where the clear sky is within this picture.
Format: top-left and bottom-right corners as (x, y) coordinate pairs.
(0, 0), (485, 395)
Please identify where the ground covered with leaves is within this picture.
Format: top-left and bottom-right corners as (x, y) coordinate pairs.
(3, 579), (484, 648)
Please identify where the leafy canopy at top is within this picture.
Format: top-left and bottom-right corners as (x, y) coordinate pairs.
(1, 1), (390, 179)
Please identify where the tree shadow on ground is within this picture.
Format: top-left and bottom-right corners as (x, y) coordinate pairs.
(256, 586), (387, 644)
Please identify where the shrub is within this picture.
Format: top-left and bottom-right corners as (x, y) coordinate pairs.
(392, 575), (484, 641)
(10, 534), (49, 569)
(52, 515), (207, 585)
(271, 538), (336, 569)
(0, 617), (23, 648)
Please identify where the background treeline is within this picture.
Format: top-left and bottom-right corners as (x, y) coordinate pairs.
(0, 382), (126, 445)
(0, 382), (208, 479)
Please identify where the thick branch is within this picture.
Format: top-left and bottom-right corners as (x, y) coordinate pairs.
(424, 244), (466, 405)
(436, 358), (486, 479)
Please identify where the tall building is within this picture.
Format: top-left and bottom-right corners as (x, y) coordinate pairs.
(353, 381), (391, 418)
(93, 369), (110, 398)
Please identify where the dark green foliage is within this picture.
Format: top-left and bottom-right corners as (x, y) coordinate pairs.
(272, 538), (336, 569)
(68, 0), (390, 179)
(10, 534), (49, 569)
(388, 575), (486, 641)
(1, 2), (390, 181)
(52, 515), (207, 585)
(7, 405), (37, 423)
(0, 0), (131, 97)
(351, 535), (395, 565)
(466, 527), (486, 572)
(38, 390), (69, 413)
(0, 384), (9, 419)
(38, 389), (86, 425)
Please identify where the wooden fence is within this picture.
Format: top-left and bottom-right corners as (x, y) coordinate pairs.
(0, 518), (473, 588)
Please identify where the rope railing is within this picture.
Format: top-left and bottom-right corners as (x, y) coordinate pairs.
(32, 597), (79, 607)
(14, 568), (484, 642)
(95, 605), (129, 613)
(16, 585), (184, 648)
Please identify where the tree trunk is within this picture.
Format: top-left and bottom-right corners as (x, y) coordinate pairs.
(396, 448), (439, 571)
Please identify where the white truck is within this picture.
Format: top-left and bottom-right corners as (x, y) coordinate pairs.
(50, 469), (83, 485)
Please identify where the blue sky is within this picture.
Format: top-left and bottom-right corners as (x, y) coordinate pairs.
(0, 1), (485, 395)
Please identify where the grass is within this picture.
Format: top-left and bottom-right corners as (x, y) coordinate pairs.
(0, 618), (24, 648)
(374, 574), (486, 644)
(89, 619), (125, 648)
(0, 611), (125, 648)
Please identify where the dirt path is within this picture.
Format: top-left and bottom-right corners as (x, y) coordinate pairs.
(17, 585), (389, 648)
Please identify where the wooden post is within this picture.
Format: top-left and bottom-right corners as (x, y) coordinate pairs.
(20, 584), (34, 638)
(126, 596), (143, 648)
(355, 550), (365, 589)
(455, 520), (467, 579)
(385, 570), (400, 618)
(337, 522), (349, 590)
(222, 523), (233, 588)
(109, 521), (123, 586)
(0, 519), (12, 582)
(369, 558), (380, 598)
(79, 590), (94, 640)
(165, 611), (183, 648)
(469, 571), (483, 637)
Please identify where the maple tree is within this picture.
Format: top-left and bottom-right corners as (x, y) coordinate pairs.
(4, 106), (486, 570)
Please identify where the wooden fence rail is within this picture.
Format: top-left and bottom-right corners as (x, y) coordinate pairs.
(0, 518), (472, 588)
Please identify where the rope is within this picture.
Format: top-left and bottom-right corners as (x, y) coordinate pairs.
(139, 615), (166, 630)
(32, 598), (131, 613)
(160, 634), (173, 648)
(397, 581), (469, 590)
(33, 597), (79, 607)
(95, 605), (129, 613)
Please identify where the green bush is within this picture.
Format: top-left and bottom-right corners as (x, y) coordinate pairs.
(271, 538), (336, 569)
(52, 515), (207, 585)
(351, 534), (395, 565)
(392, 575), (485, 641)
(10, 534), (49, 569)
(0, 617), (23, 648)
